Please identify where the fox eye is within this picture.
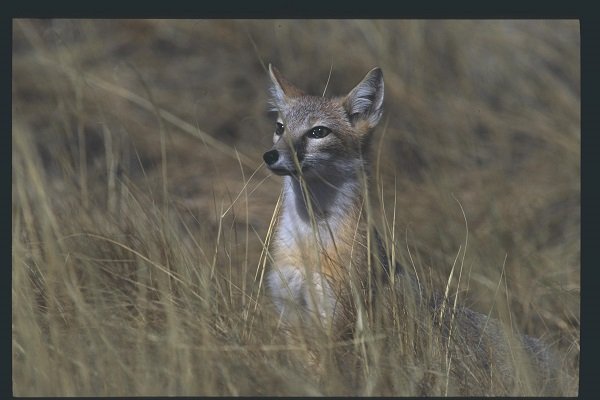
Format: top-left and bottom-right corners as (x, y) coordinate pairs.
(308, 126), (331, 139)
(275, 122), (284, 136)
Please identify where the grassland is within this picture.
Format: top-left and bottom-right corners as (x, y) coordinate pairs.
(12, 19), (579, 395)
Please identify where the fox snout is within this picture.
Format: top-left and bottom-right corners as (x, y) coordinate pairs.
(263, 149), (297, 176)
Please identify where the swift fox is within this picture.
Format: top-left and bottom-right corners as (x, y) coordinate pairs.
(264, 64), (384, 334)
(262, 65), (561, 394)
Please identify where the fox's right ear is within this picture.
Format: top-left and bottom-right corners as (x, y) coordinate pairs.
(268, 64), (304, 111)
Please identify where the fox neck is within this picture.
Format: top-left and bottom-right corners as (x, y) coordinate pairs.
(282, 167), (365, 233)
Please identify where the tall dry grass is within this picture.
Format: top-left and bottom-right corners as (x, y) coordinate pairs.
(12, 19), (579, 395)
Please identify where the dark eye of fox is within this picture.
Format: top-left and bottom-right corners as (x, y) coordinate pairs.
(275, 122), (284, 136)
(308, 126), (331, 139)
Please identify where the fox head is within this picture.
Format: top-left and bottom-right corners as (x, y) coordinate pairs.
(263, 65), (384, 179)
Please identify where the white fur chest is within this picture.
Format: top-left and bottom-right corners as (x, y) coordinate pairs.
(267, 263), (337, 328)
(267, 180), (340, 327)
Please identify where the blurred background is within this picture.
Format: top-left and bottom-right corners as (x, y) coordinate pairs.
(12, 19), (579, 395)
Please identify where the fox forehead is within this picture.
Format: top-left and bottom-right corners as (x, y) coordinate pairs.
(276, 95), (351, 133)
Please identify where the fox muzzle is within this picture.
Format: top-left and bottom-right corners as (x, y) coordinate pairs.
(263, 149), (292, 176)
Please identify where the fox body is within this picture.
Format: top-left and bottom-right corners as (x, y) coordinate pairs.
(264, 65), (384, 332)
(262, 65), (561, 394)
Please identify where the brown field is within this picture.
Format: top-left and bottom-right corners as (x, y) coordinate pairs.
(12, 19), (579, 396)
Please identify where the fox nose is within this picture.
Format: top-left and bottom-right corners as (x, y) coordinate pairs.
(263, 149), (279, 166)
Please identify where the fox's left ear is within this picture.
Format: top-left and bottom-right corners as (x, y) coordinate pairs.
(343, 67), (384, 129)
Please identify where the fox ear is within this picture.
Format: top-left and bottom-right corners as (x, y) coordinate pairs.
(343, 67), (384, 129)
(268, 64), (304, 111)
